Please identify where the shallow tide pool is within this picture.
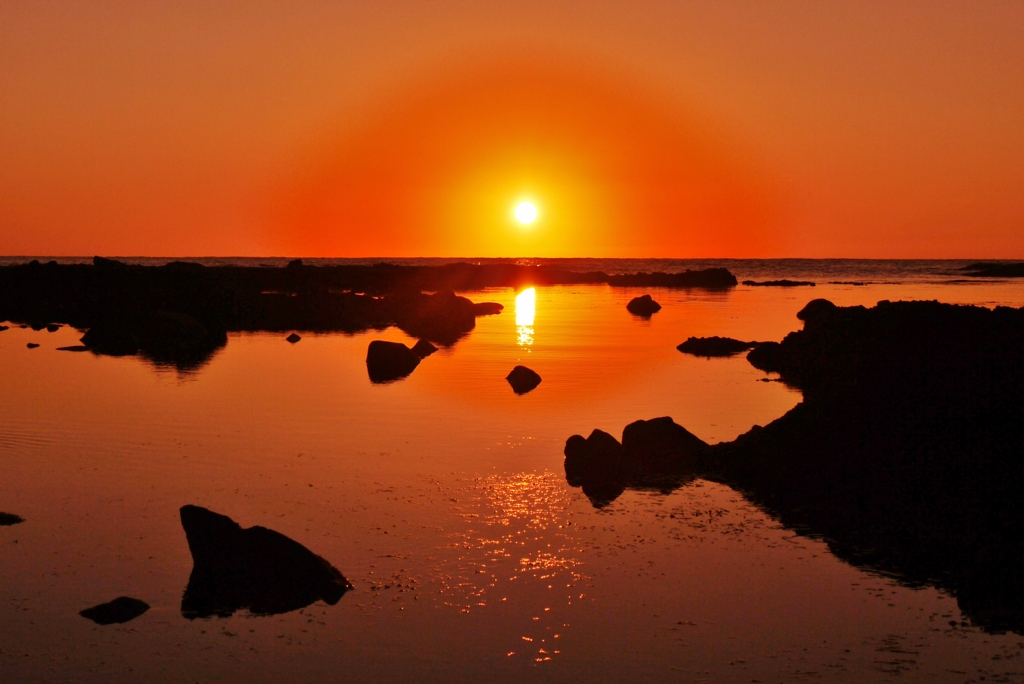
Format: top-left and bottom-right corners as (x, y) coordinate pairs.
(3, 281), (1024, 682)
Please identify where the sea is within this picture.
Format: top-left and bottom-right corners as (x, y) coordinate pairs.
(1, 259), (1022, 683)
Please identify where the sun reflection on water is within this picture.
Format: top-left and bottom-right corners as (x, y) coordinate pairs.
(515, 287), (536, 348)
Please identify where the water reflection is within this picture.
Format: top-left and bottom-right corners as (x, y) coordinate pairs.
(515, 287), (535, 348)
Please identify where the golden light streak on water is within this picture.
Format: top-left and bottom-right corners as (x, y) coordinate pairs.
(515, 287), (535, 348)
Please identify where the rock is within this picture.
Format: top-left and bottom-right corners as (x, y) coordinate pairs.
(608, 268), (737, 289)
(626, 294), (662, 317)
(80, 597), (150, 625)
(81, 324), (139, 356)
(677, 336), (761, 357)
(179, 505), (352, 618)
(365, 340), (421, 383)
(93, 256), (128, 268)
(286, 333), (302, 344)
(286, 258), (304, 268)
(742, 279), (816, 287)
(411, 339), (438, 358)
(472, 302), (504, 316)
(56, 345), (90, 352)
(506, 365), (542, 394)
(0, 512), (24, 526)
(30, 322), (47, 331)
(26, 343), (39, 349)
(563, 430), (626, 507)
(0, 325), (8, 332)
(46, 323), (61, 332)
(621, 417), (709, 470)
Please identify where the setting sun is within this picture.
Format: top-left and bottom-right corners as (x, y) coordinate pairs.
(514, 201), (538, 225)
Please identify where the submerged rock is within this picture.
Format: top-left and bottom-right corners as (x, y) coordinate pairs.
(366, 340), (421, 383)
(46, 323), (61, 332)
(411, 339), (438, 358)
(80, 597), (150, 625)
(506, 365), (542, 394)
(179, 505), (352, 619)
(0, 325), (9, 332)
(286, 333), (302, 344)
(626, 294), (662, 317)
(677, 336), (761, 357)
(0, 512), (24, 526)
(26, 343), (39, 349)
(56, 345), (89, 352)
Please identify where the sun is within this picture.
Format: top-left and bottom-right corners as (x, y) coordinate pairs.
(514, 200), (538, 225)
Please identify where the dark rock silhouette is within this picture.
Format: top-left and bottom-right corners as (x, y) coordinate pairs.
(411, 339), (438, 358)
(565, 419), (709, 507)
(179, 505), (352, 619)
(366, 340), (421, 383)
(46, 323), (61, 332)
(961, 262), (1024, 278)
(742, 279), (815, 287)
(26, 343), (39, 349)
(286, 333), (302, 344)
(677, 336), (761, 357)
(0, 512), (24, 525)
(80, 597), (150, 625)
(626, 294), (662, 317)
(80, 324), (139, 356)
(0, 325), (9, 332)
(565, 299), (1024, 633)
(56, 345), (89, 352)
(506, 365), (542, 394)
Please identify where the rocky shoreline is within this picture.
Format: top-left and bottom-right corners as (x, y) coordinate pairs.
(565, 298), (1024, 632)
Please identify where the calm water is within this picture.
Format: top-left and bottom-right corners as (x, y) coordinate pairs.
(2, 264), (1024, 682)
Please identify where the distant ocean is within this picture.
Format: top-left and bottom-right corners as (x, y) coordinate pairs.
(1, 257), (1019, 285)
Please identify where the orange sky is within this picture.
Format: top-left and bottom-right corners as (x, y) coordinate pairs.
(1, 1), (1022, 258)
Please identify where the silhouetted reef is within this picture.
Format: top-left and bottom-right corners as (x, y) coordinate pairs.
(565, 299), (1024, 633)
(960, 262), (1024, 278)
(0, 512), (25, 526)
(742, 279), (816, 287)
(80, 597), (150, 625)
(180, 505), (352, 618)
(677, 336), (762, 357)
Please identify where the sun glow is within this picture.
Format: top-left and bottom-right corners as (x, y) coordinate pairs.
(514, 201), (538, 225)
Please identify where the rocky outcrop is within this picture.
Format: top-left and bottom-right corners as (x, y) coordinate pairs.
(506, 365), (542, 394)
(676, 336), (761, 357)
(179, 505), (352, 618)
(742, 279), (815, 287)
(286, 333), (301, 344)
(564, 417), (709, 507)
(366, 340), (421, 383)
(80, 597), (150, 625)
(565, 299), (1024, 633)
(626, 294), (662, 317)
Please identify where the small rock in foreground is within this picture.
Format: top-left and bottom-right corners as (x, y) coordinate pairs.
(411, 339), (438, 358)
(626, 294), (662, 317)
(26, 343), (39, 349)
(677, 336), (761, 357)
(0, 512), (25, 526)
(506, 365), (542, 394)
(80, 597), (150, 625)
(366, 340), (421, 383)
(286, 333), (302, 344)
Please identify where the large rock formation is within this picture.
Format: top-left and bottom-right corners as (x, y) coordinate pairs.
(179, 505), (352, 618)
(565, 299), (1024, 633)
